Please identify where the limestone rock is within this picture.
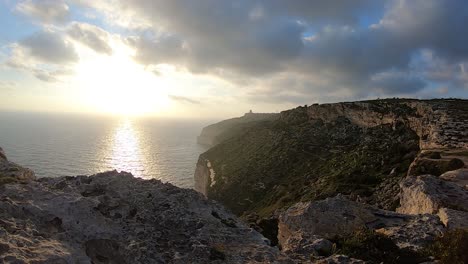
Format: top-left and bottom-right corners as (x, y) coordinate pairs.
(398, 175), (468, 214)
(437, 208), (468, 230)
(315, 255), (366, 264)
(440, 168), (468, 188)
(407, 157), (464, 176)
(278, 195), (443, 251)
(0, 171), (290, 263)
(375, 214), (444, 250)
(278, 196), (378, 243)
(281, 232), (333, 260)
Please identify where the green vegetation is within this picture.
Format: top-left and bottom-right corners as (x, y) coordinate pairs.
(202, 105), (419, 217)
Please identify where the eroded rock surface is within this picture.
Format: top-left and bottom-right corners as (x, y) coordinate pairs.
(437, 208), (468, 230)
(279, 196), (444, 251)
(314, 255), (366, 264)
(0, 171), (290, 263)
(398, 174), (468, 214)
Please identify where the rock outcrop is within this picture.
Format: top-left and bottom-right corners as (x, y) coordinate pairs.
(0, 150), (35, 185)
(305, 99), (468, 149)
(0, 167), (289, 262)
(278, 195), (444, 251)
(398, 174), (468, 215)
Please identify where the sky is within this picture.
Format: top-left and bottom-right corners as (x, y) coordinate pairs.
(0, 0), (467, 118)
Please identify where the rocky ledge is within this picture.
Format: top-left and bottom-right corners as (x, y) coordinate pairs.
(0, 153), (289, 263)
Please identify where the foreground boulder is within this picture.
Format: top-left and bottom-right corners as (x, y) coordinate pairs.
(279, 195), (444, 251)
(398, 174), (468, 214)
(0, 171), (289, 263)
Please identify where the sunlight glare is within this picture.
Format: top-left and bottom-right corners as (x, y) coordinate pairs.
(73, 40), (170, 116)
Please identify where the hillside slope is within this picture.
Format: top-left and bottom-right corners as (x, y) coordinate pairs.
(194, 99), (468, 217)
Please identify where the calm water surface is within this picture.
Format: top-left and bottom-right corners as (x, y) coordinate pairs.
(0, 112), (213, 188)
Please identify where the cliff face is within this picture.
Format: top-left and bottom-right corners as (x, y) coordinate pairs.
(197, 112), (279, 147)
(194, 99), (468, 217)
(193, 98), (468, 263)
(303, 99), (468, 149)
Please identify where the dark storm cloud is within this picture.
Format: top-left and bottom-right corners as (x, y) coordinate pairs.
(369, 71), (426, 94)
(264, 0), (382, 24)
(68, 22), (113, 55)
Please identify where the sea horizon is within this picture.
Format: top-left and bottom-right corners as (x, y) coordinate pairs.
(0, 111), (216, 188)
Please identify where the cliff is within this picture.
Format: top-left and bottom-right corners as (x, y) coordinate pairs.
(197, 112), (279, 147)
(0, 151), (290, 263)
(194, 99), (467, 216)
(193, 98), (468, 262)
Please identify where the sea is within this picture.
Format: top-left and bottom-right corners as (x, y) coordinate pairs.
(0, 112), (214, 188)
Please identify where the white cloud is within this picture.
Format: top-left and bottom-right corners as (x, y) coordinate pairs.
(67, 22), (113, 55)
(6, 30), (78, 82)
(16, 0), (70, 24)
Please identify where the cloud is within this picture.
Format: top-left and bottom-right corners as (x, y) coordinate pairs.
(68, 22), (113, 55)
(16, 0), (70, 24)
(127, 34), (187, 66)
(19, 30), (78, 64)
(5, 30), (77, 82)
(8, 0), (468, 101)
(370, 71), (426, 94)
(169, 95), (201, 104)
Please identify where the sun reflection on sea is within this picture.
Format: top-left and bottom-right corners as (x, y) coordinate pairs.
(105, 118), (146, 178)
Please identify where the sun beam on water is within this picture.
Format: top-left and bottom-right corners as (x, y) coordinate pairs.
(106, 118), (146, 178)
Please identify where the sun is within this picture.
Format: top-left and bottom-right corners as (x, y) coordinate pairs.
(73, 40), (170, 116)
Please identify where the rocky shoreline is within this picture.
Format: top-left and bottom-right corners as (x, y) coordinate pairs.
(1, 99), (467, 263)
